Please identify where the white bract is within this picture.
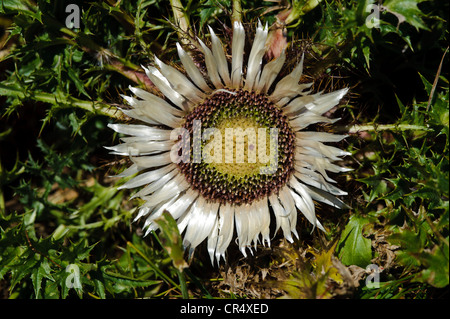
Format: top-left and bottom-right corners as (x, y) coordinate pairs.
(107, 22), (350, 265)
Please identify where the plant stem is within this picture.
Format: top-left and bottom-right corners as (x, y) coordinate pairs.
(127, 241), (181, 289)
(0, 161), (4, 215)
(285, 0), (322, 26)
(343, 123), (432, 133)
(49, 15), (147, 86)
(232, 0), (242, 23)
(170, 0), (192, 46)
(426, 46), (448, 111)
(176, 269), (189, 299)
(0, 83), (121, 119)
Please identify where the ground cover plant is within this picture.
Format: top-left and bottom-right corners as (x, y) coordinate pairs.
(0, 0), (448, 299)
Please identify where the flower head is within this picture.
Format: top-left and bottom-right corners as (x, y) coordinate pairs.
(107, 21), (350, 264)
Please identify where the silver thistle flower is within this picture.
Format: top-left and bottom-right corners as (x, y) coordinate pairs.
(107, 21), (351, 265)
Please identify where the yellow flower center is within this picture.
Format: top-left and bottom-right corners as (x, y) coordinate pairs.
(205, 116), (272, 177)
(178, 89), (295, 205)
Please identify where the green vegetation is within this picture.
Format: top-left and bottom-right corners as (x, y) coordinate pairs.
(0, 0), (448, 299)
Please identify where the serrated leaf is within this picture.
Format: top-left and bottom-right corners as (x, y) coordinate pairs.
(44, 280), (60, 299)
(102, 270), (161, 289)
(388, 220), (430, 267)
(312, 241), (343, 285)
(67, 67), (91, 99)
(383, 0), (430, 31)
(357, 175), (388, 203)
(75, 181), (119, 220)
(30, 264), (45, 298)
(31, 258), (54, 298)
(10, 253), (39, 291)
(419, 73), (433, 95)
(0, 0), (42, 21)
(428, 87), (449, 139)
(383, 177), (409, 202)
(416, 241), (449, 288)
(58, 268), (70, 299)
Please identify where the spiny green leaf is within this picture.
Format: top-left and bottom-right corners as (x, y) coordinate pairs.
(31, 258), (54, 298)
(74, 180), (121, 221)
(416, 240), (449, 288)
(383, 0), (430, 31)
(0, 0), (42, 21)
(102, 270), (161, 289)
(44, 280), (60, 299)
(357, 175), (389, 203)
(63, 241), (96, 263)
